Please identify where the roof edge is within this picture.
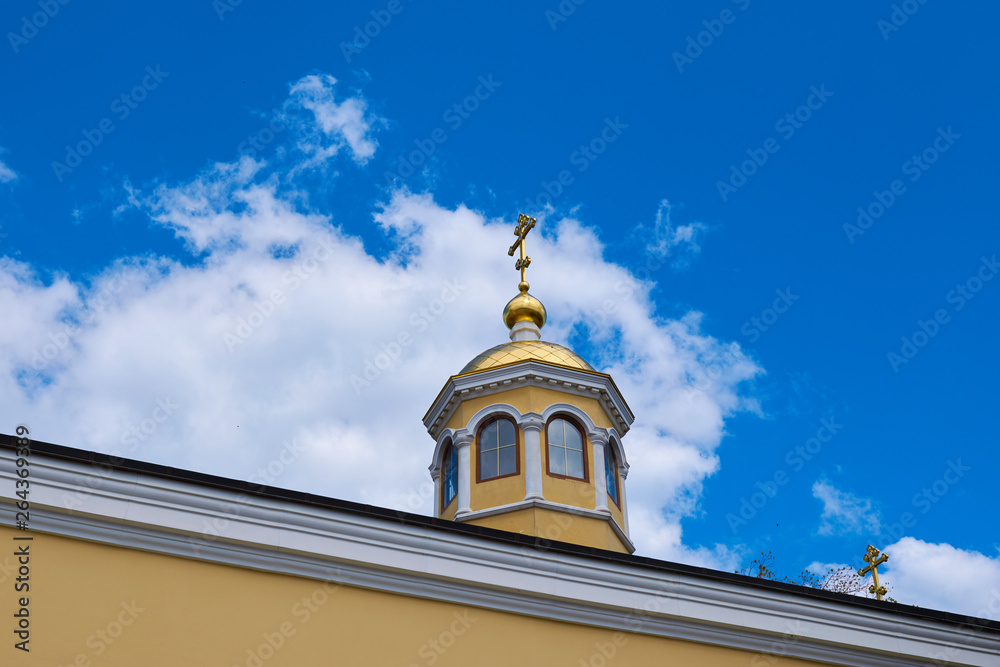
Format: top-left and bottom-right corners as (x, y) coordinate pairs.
(2, 432), (996, 635)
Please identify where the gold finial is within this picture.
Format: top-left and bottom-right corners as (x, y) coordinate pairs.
(502, 213), (546, 334)
(858, 545), (889, 601)
(508, 213), (536, 293)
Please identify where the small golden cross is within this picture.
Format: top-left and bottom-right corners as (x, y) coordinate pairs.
(507, 213), (536, 291)
(858, 545), (889, 601)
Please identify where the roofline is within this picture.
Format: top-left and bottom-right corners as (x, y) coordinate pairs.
(2, 432), (996, 635)
(422, 359), (635, 429)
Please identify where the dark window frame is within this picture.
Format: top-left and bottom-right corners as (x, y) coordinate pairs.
(475, 416), (521, 483)
(544, 414), (590, 482)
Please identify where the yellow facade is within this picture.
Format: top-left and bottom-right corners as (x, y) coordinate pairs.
(440, 495), (458, 521)
(0, 525), (827, 666)
(443, 385), (615, 432)
(470, 506), (630, 553)
(470, 461), (526, 512)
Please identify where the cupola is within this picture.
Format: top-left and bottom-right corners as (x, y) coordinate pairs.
(423, 214), (635, 553)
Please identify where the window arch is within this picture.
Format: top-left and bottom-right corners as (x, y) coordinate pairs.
(546, 416), (588, 481)
(605, 443), (620, 507)
(441, 440), (457, 510)
(477, 416), (519, 482)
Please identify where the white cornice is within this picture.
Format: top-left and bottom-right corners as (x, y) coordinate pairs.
(0, 449), (996, 667)
(424, 361), (635, 441)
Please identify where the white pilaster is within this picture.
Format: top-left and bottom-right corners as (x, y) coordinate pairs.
(591, 432), (609, 514)
(521, 414), (545, 501)
(619, 462), (630, 537)
(430, 469), (441, 517)
(454, 432), (473, 518)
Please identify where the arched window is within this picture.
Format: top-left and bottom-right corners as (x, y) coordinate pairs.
(546, 417), (587, 480)
(605, 443), (620, 507)
(441, 441), (457, 509)
(477, 417), (518, 481)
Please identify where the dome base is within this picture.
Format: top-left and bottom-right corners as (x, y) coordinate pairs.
(509, 320), (541, 342)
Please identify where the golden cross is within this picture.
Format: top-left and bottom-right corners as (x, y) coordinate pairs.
(507, 213), (536, 291)
(858, 545), (889, 601)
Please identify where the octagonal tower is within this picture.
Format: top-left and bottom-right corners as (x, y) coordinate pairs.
(423, 214), (635, 553)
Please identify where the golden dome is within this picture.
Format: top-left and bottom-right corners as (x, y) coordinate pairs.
(458, 340), (594, 375)
(503, 289), (546, 329)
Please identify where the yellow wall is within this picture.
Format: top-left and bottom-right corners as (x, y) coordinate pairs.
(470, 467), (526, 511)
(471, 506), (630, 554)
(440, 495), (457, 521)
(443, 385), (614, 432)
(0, 526), (830, 666)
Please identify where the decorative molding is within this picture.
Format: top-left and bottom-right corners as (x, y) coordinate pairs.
(462, 403), (525, 442)
(520, 414), (545, 433)
(0, 450), (996, 667)
(424, 361), (634, 441)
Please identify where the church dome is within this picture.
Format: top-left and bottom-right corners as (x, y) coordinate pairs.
(458, 340), (594, 376)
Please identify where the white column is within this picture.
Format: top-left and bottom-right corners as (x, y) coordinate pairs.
(521, 414), (545, 501)
(619, 463), (631, 537)
(591, 432), (609, 513)
(454, 432), (473, 518)
(430, 470), (441, 517)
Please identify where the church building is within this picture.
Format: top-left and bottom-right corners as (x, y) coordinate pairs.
(0, 214), (997, 665)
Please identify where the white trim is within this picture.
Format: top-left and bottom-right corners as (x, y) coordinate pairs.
(428, 429), (456, 475)
(605, 430), (629, 472)
(424, 361), (634, 441)
(541, 402), (599, 434)
(455, 432), (472, 516)
(592, 436), (610, 514)
(522, 416), (544, 501)
(455, 497), (634, 553)
(430, 468), (441, 515)
(618, 465), (631, 535)
(463, 402), (524, 439)
(1, 450), (996, 667)
(509, 320), (541, 341)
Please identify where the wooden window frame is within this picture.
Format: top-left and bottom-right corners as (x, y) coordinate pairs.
(475, 416), (521, 483)
(440, 440), (457, 512)
(605, 443), (621, 509)
(544, 415), (590, 483)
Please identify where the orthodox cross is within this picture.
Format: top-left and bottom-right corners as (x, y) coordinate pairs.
(858, 545), (889, 601)
(508, 213), (536, 290)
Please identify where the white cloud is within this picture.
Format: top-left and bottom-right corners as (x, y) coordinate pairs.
(881, 538), (1000, 621)
(0, 152), (17, 183)
(635, 199), (709, 270)
(282, 73), (381, 168)
(1, 74), (761, 570)
(812, 480), (881, 536)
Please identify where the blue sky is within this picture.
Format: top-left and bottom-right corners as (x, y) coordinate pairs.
(2, 1), (998, 618)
